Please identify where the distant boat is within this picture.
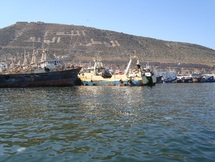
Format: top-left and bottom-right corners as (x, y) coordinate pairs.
(78, 54), (156, 86)
(200, 74), (215, 82)
(155, 71), (177, 83)
(125, 56), (156, 86)
(175, 73), (215, 83)
(0, 50), (81, 88)
(190, 73), (202, 83)
(176, 74), (193, 83)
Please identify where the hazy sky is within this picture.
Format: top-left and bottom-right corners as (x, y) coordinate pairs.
(1, 0), (215, 49)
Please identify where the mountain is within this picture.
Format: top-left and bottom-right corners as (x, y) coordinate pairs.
(0, 22), (215, 73)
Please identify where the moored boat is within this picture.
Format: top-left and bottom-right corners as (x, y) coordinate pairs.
(176, 74), (193, 83)
(0, 50), (81, 88)
(78, 54), (156, 86)
(200, 74), (215, 82)
(78, 57), (127, 86)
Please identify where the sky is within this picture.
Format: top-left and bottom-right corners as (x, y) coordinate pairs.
(0, 0), (215, 49)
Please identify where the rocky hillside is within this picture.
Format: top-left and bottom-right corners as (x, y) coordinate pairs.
(0, 22), (215, 73)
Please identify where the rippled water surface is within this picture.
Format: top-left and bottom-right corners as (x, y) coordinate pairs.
(0, 83), (215, 162)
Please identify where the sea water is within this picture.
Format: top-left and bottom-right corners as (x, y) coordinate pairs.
(0, 83), (214, 162)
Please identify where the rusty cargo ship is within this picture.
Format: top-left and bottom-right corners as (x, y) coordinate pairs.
(0, 50), (81, 88)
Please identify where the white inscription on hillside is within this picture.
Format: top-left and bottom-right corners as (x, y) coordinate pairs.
(25, 30), (120, 47)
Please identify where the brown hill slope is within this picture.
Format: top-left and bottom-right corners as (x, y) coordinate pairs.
(0, 22), (215, 72)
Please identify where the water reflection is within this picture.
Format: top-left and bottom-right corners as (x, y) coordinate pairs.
(0, 84), (215, 161)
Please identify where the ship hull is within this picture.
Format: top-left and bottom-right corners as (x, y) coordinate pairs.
(81, 80), (128, 86)
(79, 75), (157, 86)
(0, 68), (81, 88)
(129, 76), (157, 86)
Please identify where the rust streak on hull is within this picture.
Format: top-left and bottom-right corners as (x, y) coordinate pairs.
(0, 68), (81, 88)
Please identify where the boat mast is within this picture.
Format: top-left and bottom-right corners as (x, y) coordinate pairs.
(125, 57), (132, 75)
(125, 50), (138, 75)
(22, 49), (29, 66)
(40, 49), (47, 63)
(93, 55), (103, 74)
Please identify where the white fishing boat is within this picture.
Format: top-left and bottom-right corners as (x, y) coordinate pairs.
(78, 54), (156, 86)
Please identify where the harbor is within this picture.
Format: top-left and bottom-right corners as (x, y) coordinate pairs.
(1, 0), (215, 161)
(0, 49), (214, 88)
(0, 21), (214, 162)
